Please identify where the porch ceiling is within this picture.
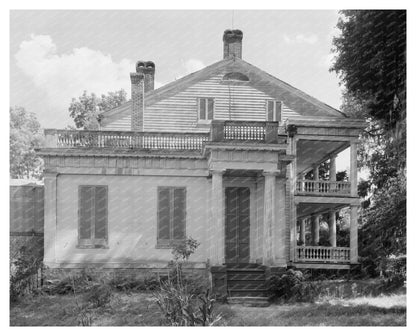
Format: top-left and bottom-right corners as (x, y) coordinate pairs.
(296, 140), (347, 175)
(297, 202), (348, 218)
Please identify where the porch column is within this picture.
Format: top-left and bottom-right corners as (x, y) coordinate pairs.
(350, 205), (358, 263)
(44, 172), (58, 267)
(211, 169), (225, 265)
(263, 171), (277, 265)
(329, 210), (337, 247)
(350, 141), (358, 197)
(313, 165), (320, 181)
(329, 155), (337, 181)
(311, 214), (320, 246)
(299, 218), (306, 246)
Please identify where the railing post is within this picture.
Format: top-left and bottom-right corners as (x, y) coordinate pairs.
(44, 129), (58, 147)
(265, 122), (279, 143)
(210, 120), (225, 142)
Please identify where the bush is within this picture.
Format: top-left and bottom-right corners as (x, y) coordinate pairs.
(42, 270), (97, 295)
(83, 283), (113, 308)
(267, 269), (317, 303)
(10, 237), (43, 302)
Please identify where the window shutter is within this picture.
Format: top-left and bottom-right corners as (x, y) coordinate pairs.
(79, 186), (94, 240)
(267, 100), (274, 121)
(173, 188), (186, 239)
(275, 101), (282, 121)
(199, 98), (206, 120)
(94, 186), (108, 240)
(158, 188), (170, 240)
(207, 98), (214, 120)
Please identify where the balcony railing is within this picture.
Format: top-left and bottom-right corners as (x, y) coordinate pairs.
(210, 120), (286, 144)
(44, 129), (209, 151)
(296, 179), (351, 196)
(295, 246), (350, 263)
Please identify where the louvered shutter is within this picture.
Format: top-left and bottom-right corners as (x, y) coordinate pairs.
(275, 101), (282, 121)
(199, 98), (206, 120)
(158, 188), (170, 240)
(79, 186), (94, 240)
(267, 100), (274, 121)
(173, 188), (186, 239)
(207, 98), (214, 120)
(94, 186), (108, 240)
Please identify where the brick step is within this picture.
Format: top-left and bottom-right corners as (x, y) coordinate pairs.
(228, 289), (269, 298)
(228, 297), (270, 307)
(227, 273), (266, 281)
(225, 263), (265, 270)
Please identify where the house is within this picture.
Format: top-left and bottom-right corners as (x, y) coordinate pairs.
(39, 29), (366, 297)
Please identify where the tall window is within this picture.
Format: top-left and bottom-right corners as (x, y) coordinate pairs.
(198, 98), (214, 121)
(78, 185), (108, 248)
(266, 100), (282, 122)
(157, 187), (186, 247)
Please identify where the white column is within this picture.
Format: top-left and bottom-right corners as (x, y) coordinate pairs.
(329, 155), (337, 181)
(299, 218), (306, 245)
(44, 172), (58, 267)
(350, 142), (358, 197)
(311, 214), (320, 246)
(350, 205), (358, 263)
(313, 165), (320, 181)
(329, 210), (337, 247)
(211, 169), (225, 265)
(263, 171), (277, 265)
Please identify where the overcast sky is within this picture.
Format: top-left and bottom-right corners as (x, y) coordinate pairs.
(10, 10), (343, 129)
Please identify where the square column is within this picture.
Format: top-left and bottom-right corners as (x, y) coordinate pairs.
(350, 205), (358, 263)
(329, 210), (337, 247)
(211, 169), (225, 265)
(44, 172), (58, 267)
(263, 171), (277, 265)
(350, 141), (358, 197)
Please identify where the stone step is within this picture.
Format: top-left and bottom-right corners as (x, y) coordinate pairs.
(225, 263), (265, 270)
(227, 282), (267, 291)
(228, 289), (269, 297)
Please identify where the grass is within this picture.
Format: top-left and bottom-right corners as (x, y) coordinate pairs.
(10, 291), (406, 326)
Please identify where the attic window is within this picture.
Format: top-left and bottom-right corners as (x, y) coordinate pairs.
(222, 72), (249, 82)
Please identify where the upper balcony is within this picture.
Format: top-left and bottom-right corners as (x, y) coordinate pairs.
(43, 120), (287, 153)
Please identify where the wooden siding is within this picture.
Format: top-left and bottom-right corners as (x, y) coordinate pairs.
(102, 70), (302, 132)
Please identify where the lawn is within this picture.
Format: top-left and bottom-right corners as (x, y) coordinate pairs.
(10, 291), (406, 326)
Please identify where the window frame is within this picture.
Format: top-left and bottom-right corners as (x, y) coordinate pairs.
(156, 186), (187, 249)
(266, 100), (282, 122)
(77, 185), (109, 249)
(197, 97), (214, 123)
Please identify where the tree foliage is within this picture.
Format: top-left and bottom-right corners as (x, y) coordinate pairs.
(10, 107), (44, 179)
(69, 89), (127, 129)
(331, 11), (406, 275)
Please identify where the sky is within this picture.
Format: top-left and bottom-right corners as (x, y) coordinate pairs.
(10, 10), (343, 129)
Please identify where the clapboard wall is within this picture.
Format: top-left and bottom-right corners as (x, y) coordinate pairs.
(103, 70), (302, 132)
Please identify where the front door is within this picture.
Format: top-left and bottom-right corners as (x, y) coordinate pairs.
(225, 187), (250, 264)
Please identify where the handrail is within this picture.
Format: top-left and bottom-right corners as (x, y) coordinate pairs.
(295, 246), (350, 263)
(296, 179), (351, 196)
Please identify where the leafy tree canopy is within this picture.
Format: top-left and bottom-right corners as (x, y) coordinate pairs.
(10, 106), (44, 179)
(69, 89), (127, 129)
(332, 10), (406, 131)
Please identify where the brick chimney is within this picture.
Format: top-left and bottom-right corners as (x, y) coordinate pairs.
(130, 61), (155, 131)
(223, 29), (243, 59)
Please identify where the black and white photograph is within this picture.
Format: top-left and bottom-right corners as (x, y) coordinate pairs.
(7, 5), (408, 328)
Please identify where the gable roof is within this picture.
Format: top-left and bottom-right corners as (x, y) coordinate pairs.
(100, 57), (346, 123)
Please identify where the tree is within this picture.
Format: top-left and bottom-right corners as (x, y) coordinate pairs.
(69, 89), (127, 129)
(331, 11), (407, 275)
(10, 107), (44, 179)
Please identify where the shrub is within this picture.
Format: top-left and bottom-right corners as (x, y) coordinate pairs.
(108, 273), (160, 292)
(267, 269), (317, 303)
(42, 270), (96, 295)
(83, 283), (113, 308)
(10, 237), (43, 302)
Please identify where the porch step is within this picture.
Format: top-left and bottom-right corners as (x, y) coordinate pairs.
(225, 264), (269, 298)
(228, 296), (270, 307)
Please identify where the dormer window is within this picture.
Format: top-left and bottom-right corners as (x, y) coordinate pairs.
(198, 98), (214, 121)
(266, 100), (282, 122)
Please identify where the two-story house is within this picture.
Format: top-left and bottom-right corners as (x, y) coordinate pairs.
(39, 29), (366, 297)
